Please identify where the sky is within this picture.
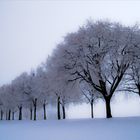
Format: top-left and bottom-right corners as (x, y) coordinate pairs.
(1, 0), (140, 118)
(1, 0), (140, 85)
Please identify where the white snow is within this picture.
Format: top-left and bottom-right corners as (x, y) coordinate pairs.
(0, 117), (140, 140)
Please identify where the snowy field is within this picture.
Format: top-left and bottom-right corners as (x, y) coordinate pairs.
(0, 117), (140, 140)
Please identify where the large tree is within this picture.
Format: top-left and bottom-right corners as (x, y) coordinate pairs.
(49, 21), (134, 118)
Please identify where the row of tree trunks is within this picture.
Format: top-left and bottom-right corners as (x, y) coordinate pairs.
(31, 98), (47, 121)
(0, 104), (47, 121)
(30, 103), (47, 121)
(89, 100), (111, 119)
(1, 110), (14, 120)
(1, 100), (110, 120)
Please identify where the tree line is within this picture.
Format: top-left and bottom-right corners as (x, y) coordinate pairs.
(0, 20), (140, 120)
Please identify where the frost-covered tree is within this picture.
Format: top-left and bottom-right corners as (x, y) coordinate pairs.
(12, 71), (42, 120)
(49, 21), (135, 118)
(116, 26), (140, 99)
(22, 71), (42, 121)
(35, 66), (52, 120)
(12, 72), (30, 120)
(130, 32), (140, 95)
(0, 84), (17, 120)
(0, 86), (5, 120)
(46, 56), (81, 120)
(123, 30), (140, 95)
(131, 61), (140, 95)
(0, 97), (3, 120)
(0, 87), (4, 120)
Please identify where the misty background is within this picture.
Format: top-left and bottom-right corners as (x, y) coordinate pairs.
(1, 0), (140, 118)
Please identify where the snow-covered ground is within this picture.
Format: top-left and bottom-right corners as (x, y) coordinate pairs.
(0, 117), (140, 140)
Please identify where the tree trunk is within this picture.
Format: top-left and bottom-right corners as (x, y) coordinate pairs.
(0, 110), (3, 120)
(137, 84), (140, 97)
(12, 112), (14, 120)
(33, 98), (37, 121)
(30, 108), (33, 120)
(57, 96), (61, 120)
(43, 103), (47, 120)
(19, 106), (22, 120)
(8, 109), (11, 120)
(105, 97), (112, 118)
(62, 104), (66, 119)
(6, 111), (8, 120)
(90, 102), (94, 118)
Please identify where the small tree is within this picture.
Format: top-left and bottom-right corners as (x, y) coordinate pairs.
(80, 81), (101, 118)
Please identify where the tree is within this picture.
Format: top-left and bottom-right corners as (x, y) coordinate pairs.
(46, 55), (81, 119)
(116, 26), (140, 101)
(0, 84), (17, 120)
(12, 72), (30, 120)
(80, 81), (100, 118)
(0, 87), (4, 120)
(49, 21), (134, 118)
(35, 66), (52, 120)
(123, 32), (140, 96)
(23, 71), (41, 121)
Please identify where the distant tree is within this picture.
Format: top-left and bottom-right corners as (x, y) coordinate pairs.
(22, 71), (41, 121)
(80, 81), (101, 118)
(12, 72), (30, 120)
(35, 66), (52, 120)
(0, 85), (17, 120)
(0, 87), (4, 120)
(46, 56), (81, 120)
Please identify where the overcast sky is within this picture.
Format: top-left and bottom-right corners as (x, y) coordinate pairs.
(1, 0), (140, 85)
(1, 0), (140, 118)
